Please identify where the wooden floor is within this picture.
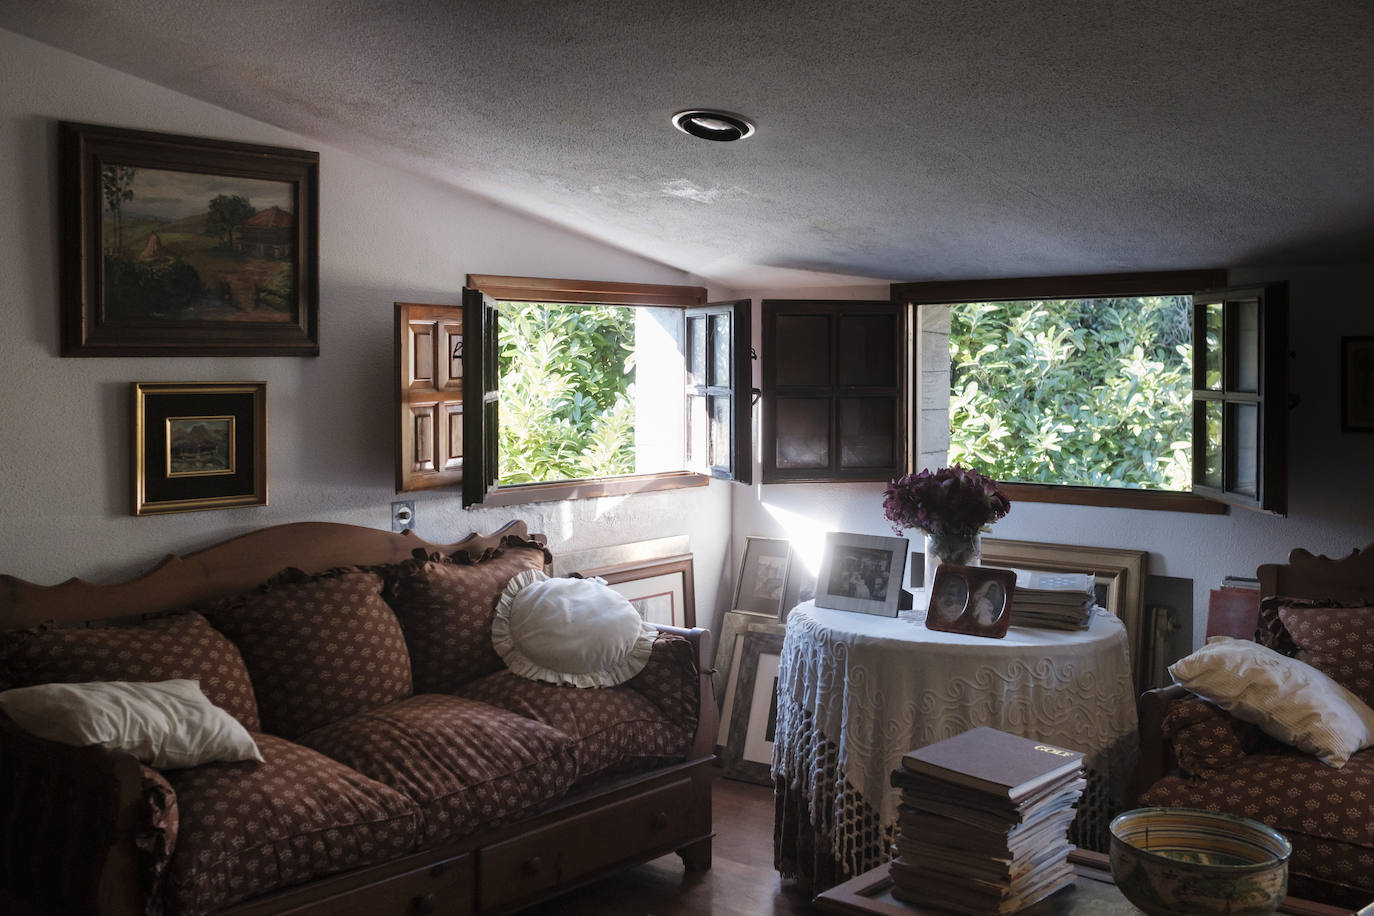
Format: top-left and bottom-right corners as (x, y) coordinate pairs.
(521, 767), (818, 915)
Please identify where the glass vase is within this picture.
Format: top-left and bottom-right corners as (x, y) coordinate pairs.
(923, 532), (982, 591)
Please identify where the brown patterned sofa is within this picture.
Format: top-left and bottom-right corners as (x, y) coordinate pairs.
(1131, 544), (1374, 909)
(0, 521), (716, 916)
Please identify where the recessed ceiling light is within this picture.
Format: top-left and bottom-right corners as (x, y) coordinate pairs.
(671, 109), (756, 142)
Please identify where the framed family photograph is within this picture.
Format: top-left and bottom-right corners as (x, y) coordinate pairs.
(1342, 336), (1374, 432)
(133, 382), (267, 515)
(60, 122), (320, 356)
(925, 564), (1017, 639)
(583, 554), (695, 628)
(722, 630), (785, 785)
(814, 531), (909, 617)
(732, 536), (792, 616)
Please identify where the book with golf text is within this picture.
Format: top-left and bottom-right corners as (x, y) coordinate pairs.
(898, 726), (1084, 802)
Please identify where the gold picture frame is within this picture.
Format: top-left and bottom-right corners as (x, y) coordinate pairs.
(981, 537), (1149, 690)
(133, 382), (267, 515)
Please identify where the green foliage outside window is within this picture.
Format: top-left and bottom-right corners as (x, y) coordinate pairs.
(947, 296), (1193, 491)
(496, 303), (637, 484)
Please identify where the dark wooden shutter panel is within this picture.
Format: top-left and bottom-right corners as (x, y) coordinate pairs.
(462, 288), (500, 507)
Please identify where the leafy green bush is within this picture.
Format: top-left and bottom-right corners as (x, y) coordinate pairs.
(496, 303), (636, 484)
(947, 296), (1192, 491)
(102, 252), (202, 320)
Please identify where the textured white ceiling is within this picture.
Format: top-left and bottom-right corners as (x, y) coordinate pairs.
(3, 0), (1373, 288)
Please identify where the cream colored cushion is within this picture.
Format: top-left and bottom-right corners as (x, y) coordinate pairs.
(493, 570), (657, 688)
(1170, 636), (1374, 767)
(0, 679), (263, 769)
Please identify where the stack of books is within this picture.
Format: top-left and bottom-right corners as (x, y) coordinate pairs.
(888, 727), (1086, 915)
(1005, 568), (1096, 630)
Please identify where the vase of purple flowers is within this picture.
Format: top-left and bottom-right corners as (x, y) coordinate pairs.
(882, 466), (1011, 589)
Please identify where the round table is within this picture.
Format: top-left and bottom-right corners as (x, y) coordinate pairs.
(773, 601), (1139, 892)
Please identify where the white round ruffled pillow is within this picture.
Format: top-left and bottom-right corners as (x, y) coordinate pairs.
(492, 570), (657, 687)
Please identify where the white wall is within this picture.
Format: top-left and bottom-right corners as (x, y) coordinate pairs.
(0, 27), (734, 629)
(730, 269), (1374, 647)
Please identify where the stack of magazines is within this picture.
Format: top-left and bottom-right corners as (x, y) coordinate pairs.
(1005, 568), (1096, 630)
(888, 727), (1086, 915)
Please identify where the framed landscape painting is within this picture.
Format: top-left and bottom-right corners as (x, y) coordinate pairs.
(60, 122), (319, 356)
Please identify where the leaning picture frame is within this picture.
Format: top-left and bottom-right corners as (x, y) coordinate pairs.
(814, 531), (909, 617)
(133, 381), (267, 515)
(60, 122), (320, 356)
(722, 630), (785, 785)
(1342, 336), (1374, 432)
(732, 536), (792, 616)
(581, 554), (695, 628)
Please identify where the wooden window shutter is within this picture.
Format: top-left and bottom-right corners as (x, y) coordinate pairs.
(394, 302), (464, 493)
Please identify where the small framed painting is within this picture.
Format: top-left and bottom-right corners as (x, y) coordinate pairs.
(1342, 336), (1374, 432)
(60, 122), (319, 356)
(732, 536), (793, 617)
(722, 630), (785, 785)
(814, 531), (909, 617)
(133, 382), (267, 515)
(924, 564), (1018, 639)
(582, 554), (695, 628)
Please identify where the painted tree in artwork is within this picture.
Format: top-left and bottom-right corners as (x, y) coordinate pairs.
(204, 194), (256, 250)
(101, 165), (137, 253)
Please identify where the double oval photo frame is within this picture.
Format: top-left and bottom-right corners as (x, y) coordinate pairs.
(925, 563), (1018, 639)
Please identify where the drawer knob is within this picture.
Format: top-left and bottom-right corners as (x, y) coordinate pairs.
(651, 811), (669, 830)
(413, 892), (437, 914)
(521, 855), (543, 876)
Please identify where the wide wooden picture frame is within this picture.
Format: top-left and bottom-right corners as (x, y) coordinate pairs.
(60, 122), (320, 356)
(982, 537), (1149, 689)
(814, 531), (909, 617)
(133, 381), (267, 515)
(733, 535), (792, 617)
(1341, 336), (1374, 432)
(583, 554), (696, 629)
(722, 630), (785, 785)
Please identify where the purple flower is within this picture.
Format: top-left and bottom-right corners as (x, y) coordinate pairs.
(882, 466), (1010, 537)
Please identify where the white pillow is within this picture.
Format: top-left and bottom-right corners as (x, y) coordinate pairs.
(0, 679), (264, 769)
(493, 570), (657, 688)
(1169, 636), (1374, 767)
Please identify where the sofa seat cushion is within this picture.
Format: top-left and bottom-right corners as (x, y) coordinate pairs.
(297, 693), (578, 846)
(457, 670), (693, 784)
(0, 611), (260, 731)
(204, 568), (412, 740)
(162, 733), (419, 916)
(1139, 746), (1374, 894)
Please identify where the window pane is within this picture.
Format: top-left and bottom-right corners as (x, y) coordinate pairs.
(710, 313), (731, 387)
(775, 315), (830, 386)
(687, 392), (708, 472)
(1204, 301), (1223, 390)
(710, 396), (730, 469)
(1200, 400), (1223, 489)
(838, 314), (897, 387)
(775, 398), (829, 469)
(1234, 299), (1259, 393)
(688, 315), (707, 386)
(1232, 403), (1258, 497)
(839, 397), (896, 468)
(948, 296), (1193, 492)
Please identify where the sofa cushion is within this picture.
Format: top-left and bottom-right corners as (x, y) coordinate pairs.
(1276, 602), (1374, 709)
(384, 538), (550, 693)
(457, 670), (693, 784)
(297, 693), (577, 846)
(0, 612), (260, 731)
(1162, 695), (1268, 777)
(618, 632), (702, 731)
(162, 733), (419, 916)
(1139, 747), (1374, 896)
(204, 568), (412, 739)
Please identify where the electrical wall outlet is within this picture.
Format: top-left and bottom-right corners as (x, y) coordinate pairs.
(391, 500), (415, 532)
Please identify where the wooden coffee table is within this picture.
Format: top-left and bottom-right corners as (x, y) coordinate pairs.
(814, 850), (1363, 915)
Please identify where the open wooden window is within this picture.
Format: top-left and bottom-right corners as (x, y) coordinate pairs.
(389, 276), (751, 506)
(760, 299), (907, 483)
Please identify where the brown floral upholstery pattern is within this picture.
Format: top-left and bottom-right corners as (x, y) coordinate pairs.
(620, 633), (702, 729)
(298, 693), (577, 846)
(162, 733), (419, 916)
(137, 765), (178, 916)
(1139, 746), (1374, 895)
(1276, 603), (1374, 708)
(0, 612), (260, 731)
(384, 541), (550, 693)
(1162, 696), (1267, 777)
(457, 669), (692, 783)
(204, 569), (412, 739)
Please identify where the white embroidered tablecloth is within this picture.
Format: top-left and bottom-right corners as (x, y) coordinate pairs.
(772, 601), (1139, 887)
